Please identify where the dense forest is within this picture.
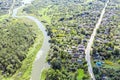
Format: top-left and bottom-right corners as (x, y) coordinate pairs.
(0, 19), (36, 76)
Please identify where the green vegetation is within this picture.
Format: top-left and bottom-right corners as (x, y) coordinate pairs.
(77, 69), (84, 80)
(0, 15), (9, 21)
(92, 0), (120, 79)
(23, 0), (106, 79)
(40, 69), (47, 80)
(0, 19), (35, 76)
(1, 0), (119, 80)
(0, 18), (43, 80)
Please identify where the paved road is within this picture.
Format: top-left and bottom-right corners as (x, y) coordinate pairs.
(12, 0), (50, 80)
(85, 0), (109, 80)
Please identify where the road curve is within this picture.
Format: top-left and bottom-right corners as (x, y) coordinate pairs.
(12, 0), (50, 80)
(85, 0), (109, 80)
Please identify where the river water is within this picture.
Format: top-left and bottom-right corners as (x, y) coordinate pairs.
(12, 0), (50, 80)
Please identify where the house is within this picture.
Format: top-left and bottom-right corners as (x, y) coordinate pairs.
(78, 44), (85, 48)
(78, 48), (85, 52)
(72, 46), (76, 49)
(102, 74), (108, 80)
(78, 44), (85, 53)
(82, 39), (87, 43)
(71, 58), (76, 63)
(96, 61), (103, 67)
(79, 54), (85, 59)
(93, 52), (100, 59)
(60, 27), (65, 30)
(67, 49), (72, 54)
(106, 47), (113, 51)
(103, 40), (109, 43)
(66, 28), (71, 33)
(73, 53), (80, 58)
(72, 36), (79, 40)
(77, 59), (82, 64)
(78, 25), (83, 29)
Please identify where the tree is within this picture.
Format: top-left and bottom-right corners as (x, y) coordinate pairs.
(114, 47), (120, 56)
(46, 69), (63, 80)
(50, 58), (61, 69)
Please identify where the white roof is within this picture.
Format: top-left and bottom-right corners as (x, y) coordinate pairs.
(22, 0), (34, 4)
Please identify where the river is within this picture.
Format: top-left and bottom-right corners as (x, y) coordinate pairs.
(12, 0), (50, 80)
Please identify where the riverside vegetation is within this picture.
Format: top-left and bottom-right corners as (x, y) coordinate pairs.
(0, 0), (44, 80)
(0, 18), (43, 80)
(0, 19), (35, 75)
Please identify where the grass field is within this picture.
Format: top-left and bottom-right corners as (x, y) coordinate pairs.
(0, 15), (9, 21)
(40, 69), (48, 80)
(104, 60), (120, 70)
(77, 69), (85, 80)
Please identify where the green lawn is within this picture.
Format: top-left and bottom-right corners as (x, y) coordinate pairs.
(104, 62), (120, 70)
(0, 15), (9, 21)
(77, 69), (85, 80)
(40, 69), (48, 80)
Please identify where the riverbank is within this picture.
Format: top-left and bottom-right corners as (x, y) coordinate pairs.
(11, 0), (50, 80)
(11, 18), (44, 80)
(0, 17), (43, 80)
